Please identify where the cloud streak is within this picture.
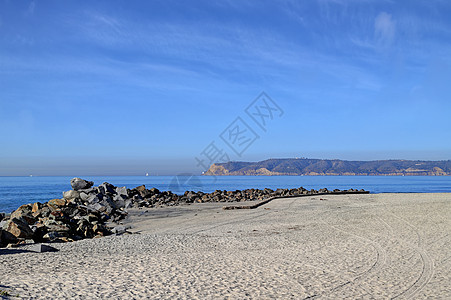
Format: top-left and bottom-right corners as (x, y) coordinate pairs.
(26, 1), (36, 16)
(374, 12), (396, 47)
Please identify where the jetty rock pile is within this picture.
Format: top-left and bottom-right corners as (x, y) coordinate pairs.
(0, 178), (368, 247)
(0, 178), (129, 247)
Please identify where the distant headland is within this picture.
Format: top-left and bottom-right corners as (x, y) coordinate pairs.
(204, 158), (451, 176)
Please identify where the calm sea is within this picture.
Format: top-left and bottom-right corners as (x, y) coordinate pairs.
(1, 175), (451, 213)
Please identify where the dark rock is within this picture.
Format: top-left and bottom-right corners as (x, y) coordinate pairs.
(30, 223), (46, 240)
(132, 194), (143, 202)
(113, 195), (126, 208)
(92, 224), (109, 236)
(43, 231), (68, 240)
(82, 214), (99, 224)
(101, 197), (116, 210)
(0, 229), (18, 246)
(149, 187), (160, 194)
(49, 210), (67, 221)
(98, 182), (116, 195)
(5, 218), (34, 239)
(139, 189), (152, 198)
(71, 178), (94, 191)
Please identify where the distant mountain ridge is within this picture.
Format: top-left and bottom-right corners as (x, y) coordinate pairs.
(204, 158), (451, 176)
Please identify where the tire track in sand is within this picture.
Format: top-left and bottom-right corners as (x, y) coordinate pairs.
(303, 206), (391, 299)
(387, 212), (435, 299)
(331, 196), (434, 299)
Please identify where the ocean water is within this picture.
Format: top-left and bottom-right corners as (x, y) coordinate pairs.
(1, 175), (451, 213)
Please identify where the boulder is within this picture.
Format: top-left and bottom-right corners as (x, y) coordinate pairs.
(79, 192), (90, 201)
(49, 210), (66, 220)
(124, 199), (133, 209)
(77, 187), (96, 194)
(48, 198), (67, 208)
(150, 187), (160, 194)
(63, 190), (80, 200)
(32, 202), (42, 213)
(87, 202), (106, 213)
(45, 224), (70, 233)
(101, 196), (116, 208)
(37, 206), (51, 218)
(98, 182), (116, 195)
(86, 194), (102, 204)
(116, 186), (128, 197)
(10, 204), (36, 225)
(134, 185), (146, 192)
(112, 195), (126, 208)
(0, 228), (18, 246)
(70, 178), (94, 191)
(5, 218), (34, 239)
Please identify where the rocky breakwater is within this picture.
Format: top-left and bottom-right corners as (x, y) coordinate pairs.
(0, 178), (369, 248)
(0, 178), (130, 247)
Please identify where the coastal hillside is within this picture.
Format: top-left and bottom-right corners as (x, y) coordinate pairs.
(204, 158), (451, 176)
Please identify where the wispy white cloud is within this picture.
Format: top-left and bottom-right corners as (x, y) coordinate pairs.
(374, 12), (395, 47)
(1, 7), (389, 95)
(26, 1), (36, 16)
(4, 3), (449, 100)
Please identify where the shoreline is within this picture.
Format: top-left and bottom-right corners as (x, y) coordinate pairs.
(0, 178), (369, 247)
(2, 175), (451, 213)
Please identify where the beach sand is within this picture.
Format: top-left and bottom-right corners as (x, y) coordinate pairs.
(1, 193), (450, 299)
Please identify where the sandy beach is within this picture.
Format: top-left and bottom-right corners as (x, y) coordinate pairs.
(1, 193), (450, 299)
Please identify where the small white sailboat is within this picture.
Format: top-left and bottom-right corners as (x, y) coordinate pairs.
(146, 172), (149, 176)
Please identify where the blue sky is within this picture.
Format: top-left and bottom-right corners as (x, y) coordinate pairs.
(1, 0), (450, 175)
